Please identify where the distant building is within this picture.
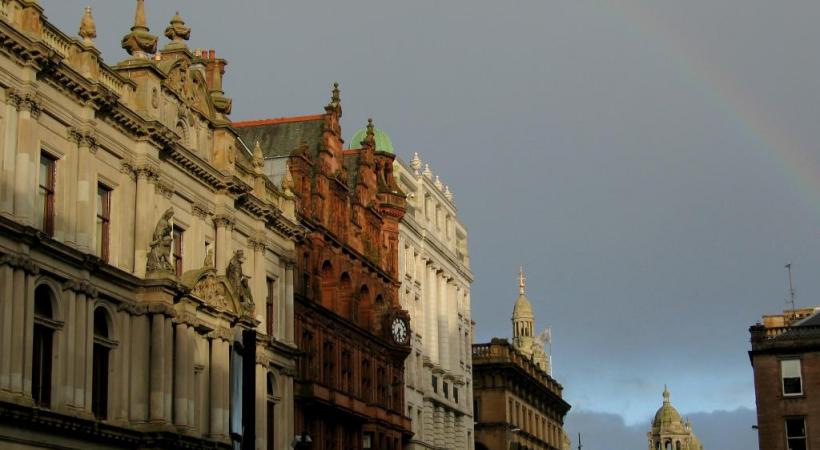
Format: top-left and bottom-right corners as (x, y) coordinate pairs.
(393, 151), (475, 450)
(472, 269), (570, 450)
(749, 307), (820, 450)
(646, 387), (703, 450)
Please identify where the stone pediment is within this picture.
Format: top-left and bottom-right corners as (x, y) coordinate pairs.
(182, 267), (243, 315)
(159, 57), (216, 121)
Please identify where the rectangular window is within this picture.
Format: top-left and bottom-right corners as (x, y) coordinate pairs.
(95, 185), (111, 261)
(37, 153), (56, 236)
(173, 226), (184, 277)
(454, 387), (459, 404)
(443, 381), (449, 399)
(782, 359), (803, 396)
(32, 324), (53, 407)
(432, 375), (438, 394)
(786, 418), (807, 450)
(266, 277), (275, 335)
(92, 343), (109, 419)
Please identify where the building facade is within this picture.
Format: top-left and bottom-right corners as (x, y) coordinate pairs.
(646, 387), (703, 450)
(0, 2), (301, 449)
(390, 150), (475, 450)
(749, 307), (820, 450)
(473, 271), (570, 450)
(235, 92), (412, 450)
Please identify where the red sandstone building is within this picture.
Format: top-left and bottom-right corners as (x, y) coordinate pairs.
(749, 307), (820, 450)
(236, 86), (412, 450)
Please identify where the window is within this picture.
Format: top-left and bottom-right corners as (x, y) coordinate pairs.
(454, 387), (459, 404)
(473, 397), (480, 421)
(341, 349), (352, 393)
(92, 307), (112, 419)
(96, 185), (111, 261)
(443, 381), (449, 398)
(323, 340), (335, 385)
(172, 226), (184, 276)
(782, 359), (803, 396)
(432, 375), (438, 394)
(362, 359), (372, 402)
(32, 286), (55, 407)
(265, 277), (275, 335)
(37, 153), (56, 235)
(786, 418), (807, 450)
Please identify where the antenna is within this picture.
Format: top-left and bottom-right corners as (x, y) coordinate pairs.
(786, 263), (796, 315)
(577, 432), (582, 450)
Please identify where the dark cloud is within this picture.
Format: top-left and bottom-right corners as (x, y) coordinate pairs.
(43, 0), (820, 426)
(565, 408), (758, 450)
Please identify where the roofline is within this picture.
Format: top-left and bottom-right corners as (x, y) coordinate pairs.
(232, 114), (325, 128)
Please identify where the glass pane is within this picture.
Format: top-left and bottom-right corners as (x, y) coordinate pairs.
(96, 219), (103, 257)
(787, 438), (807, 450)
(786, 418), (806, 437)
(782, 359), (802, 378)
(39, 159), (49, 186)
(784, 377), (802, 394)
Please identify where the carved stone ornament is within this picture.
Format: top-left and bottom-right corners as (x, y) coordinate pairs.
(190, 271), (230, 310)
(226, 250), (254, 314)
(146, 207), (174, 274)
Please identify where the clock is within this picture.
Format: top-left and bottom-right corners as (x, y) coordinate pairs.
(391, 317), (408, 345)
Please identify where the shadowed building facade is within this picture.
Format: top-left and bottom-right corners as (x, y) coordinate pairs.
(749, 307), (820, 450)
(0, 1), (301, 450)
(235, 90), (412, 449)
(392, 150), (475, 450)
(472, 270), (570, 450)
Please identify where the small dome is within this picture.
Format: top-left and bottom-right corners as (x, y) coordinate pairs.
(513, 294), (534, 318)
(348, 126), (395, 154)
(652, 387), (684, 433)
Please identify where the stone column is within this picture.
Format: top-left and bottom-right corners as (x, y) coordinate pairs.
(115, 308), (131, 422)
(133, 165), (157, 277)
(130, 312), (150, 422)
(71, 131), (97, 253)
(60, 286), (76, 406)
(186, 325), (196, 428)
(9, 266), (25, 394)
(12, 92), (39, 226)
(0, 261), (14, 390)
(209, 332), (230, 440)
(174, 322), (190, 427)
(0, 91), (19, 214)
(71, 290), (89, 409)
(149, 313), (167, 422)
(437, 274), (449, 371)
(444, 410), (454, 450)
(213, 215), (234, 276)
(425, 263), (438, 364)
(250, 237), (266, 328)
(254, 361), (267, 450)
(163, 315), (173, 421)
(285, 263), (295, 343)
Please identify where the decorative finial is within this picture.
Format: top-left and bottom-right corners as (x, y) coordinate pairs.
(519, 265), (526, 295)
(252, 140), (264, 169)
(121, 0), (158, 59)
(434, 175), (443, 190)
(663, 385), (670, 403)
(281, 160), (295, 196)
(325, 82), (342, 115)
(164, 11), (191, 49)
(444, 185), (453, 201)
(79, 6), (97, 46)
(362, 118), (376, 149)
(410, 152), (422, 173)
(422, 163), (432, 179)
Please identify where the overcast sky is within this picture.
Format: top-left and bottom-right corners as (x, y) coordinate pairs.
(43, 1), (820, 448)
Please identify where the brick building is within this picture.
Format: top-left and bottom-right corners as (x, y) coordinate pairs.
(749, 307), (820, 450)
(235, 91), (412, 450)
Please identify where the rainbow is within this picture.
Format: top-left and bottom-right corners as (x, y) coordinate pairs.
(604, 0), (820, 214)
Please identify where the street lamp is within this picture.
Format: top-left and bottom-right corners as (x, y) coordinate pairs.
(291, 431), (312, 449)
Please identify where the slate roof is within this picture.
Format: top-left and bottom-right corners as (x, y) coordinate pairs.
(233, 115), (325, 158)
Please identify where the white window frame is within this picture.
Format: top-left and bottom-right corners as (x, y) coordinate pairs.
(781, 358), (803, 396)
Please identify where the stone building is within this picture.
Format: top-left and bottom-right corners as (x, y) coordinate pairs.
(473, 270), (570, 450)
(0, 1), (301, 449)
(388, 148), (474, 450)
(749, 307), (820, 450)
(235, 90), (412, 449)
(646, 387), (703, 450)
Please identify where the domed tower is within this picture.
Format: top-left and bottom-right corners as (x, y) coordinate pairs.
(348, 126), (395, 153)
(512, 266), (535, 351)
(647, 387), (704, 450)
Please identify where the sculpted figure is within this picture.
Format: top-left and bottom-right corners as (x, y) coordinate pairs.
(146, 207), (174, 273)
(226, 250), (254, 310)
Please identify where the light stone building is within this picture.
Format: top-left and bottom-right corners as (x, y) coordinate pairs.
(387, 145), (475, 450)
(647, 387), (704, 450)
(0, 2), (301, 449)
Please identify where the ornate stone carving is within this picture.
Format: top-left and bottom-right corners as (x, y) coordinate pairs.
(226, 250), (254, 314)
(121, 0), (158, 59)
(63, 279), (99, 298)
(212, 214), (235, 229)
(0, 254), (39, 274)
(164, 11), (191, 49)
(190, 271), (228, 310)
(78, 6), (96, 46)
(146, 207), (174, 274)
(191, 203), (210, 219)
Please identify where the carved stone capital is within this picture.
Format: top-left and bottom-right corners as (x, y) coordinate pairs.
(154, 179), (174, 199)
(120, 160), (137, 181)
(135, 164), (160, 182)
(63, 279), (98, 298)
(0, 254), (39, 275)
(191, 203), (211, 219)
(4, 89), (21, 108)
(248, 236), (266, 252)
(67, 127), (99, 154)
(213, 214), (235, 229)
(18, 93), (41, 118)
(208, 326), (233, 342)
(117, 302), (148, 315)
(147, 302), (177, 317)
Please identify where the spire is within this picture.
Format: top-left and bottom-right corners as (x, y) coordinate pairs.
(663, 385), (670, 404)
(121, 0), (158, 59)
(282, 160), (295, 197)
(164, 11), (191, 50)
(519, 265), (526, 295)
(79, 6), (96, 46)
(444, 185), (453, 201)
(410, 152), (422, 175)
(422, 163), (432, 179)
(361, 118), (376, 149)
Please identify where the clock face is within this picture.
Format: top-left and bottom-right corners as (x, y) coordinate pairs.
(391, 318), (408, 344)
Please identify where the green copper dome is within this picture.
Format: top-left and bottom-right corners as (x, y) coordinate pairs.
(348, 127), (395, 154)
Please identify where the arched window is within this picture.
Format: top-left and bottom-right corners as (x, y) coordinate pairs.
(320, 261), (335, 309)
(676, 441), (681, 450)
(32, 285), (56, 407)
(339, 273), (352, 319)
(92, 307), (113, 419)
(358, 285), (371, 327)
(267, 372), (276, 450)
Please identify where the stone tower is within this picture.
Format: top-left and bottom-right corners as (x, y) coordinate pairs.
(511, 266), (550, 372)
(647, 387), (704, 450)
